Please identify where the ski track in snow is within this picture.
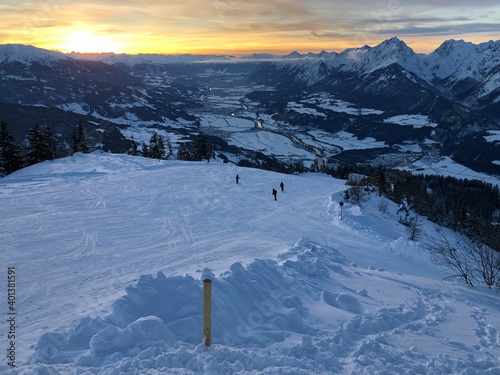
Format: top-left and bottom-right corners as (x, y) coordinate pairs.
(0, 153), (499, 374)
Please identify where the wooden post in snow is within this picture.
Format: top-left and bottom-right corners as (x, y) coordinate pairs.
(203, 279), (212, 347)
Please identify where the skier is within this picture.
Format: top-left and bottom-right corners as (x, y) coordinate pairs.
(280, 181), (284, 192)
(236, 174), (239, 184)
(272, 188), (278, 201)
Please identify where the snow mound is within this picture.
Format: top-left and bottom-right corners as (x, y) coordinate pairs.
(322, 291), (362, 314)
(28, 238), (360, 369)
(24, 236), (500, 374)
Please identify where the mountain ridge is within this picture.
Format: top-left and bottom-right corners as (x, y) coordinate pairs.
(3, 38), (499, 93)
(1, 38), (499, 178)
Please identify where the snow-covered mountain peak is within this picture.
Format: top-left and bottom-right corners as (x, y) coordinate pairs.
(286, 51), (303, 59)
(0, 44), (68, 64)
(424, 38), (500, 81)
(380, 36), (411, 50)
(336, 37), (431, 80)
(366, 37), (420, 69)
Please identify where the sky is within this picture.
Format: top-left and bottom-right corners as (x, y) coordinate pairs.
(1, 0), (500, 55)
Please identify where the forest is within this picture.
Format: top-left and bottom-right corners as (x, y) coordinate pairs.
(330, 164), (500, 253)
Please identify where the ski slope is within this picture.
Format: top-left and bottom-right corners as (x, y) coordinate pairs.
(0, 152), (499, 374)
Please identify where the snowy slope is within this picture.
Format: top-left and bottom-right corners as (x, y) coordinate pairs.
(0, 153), (499, 374)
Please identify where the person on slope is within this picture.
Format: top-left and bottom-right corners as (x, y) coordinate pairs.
(272, 188), (278, 201)
(236, 174), (240, 184)
(280, 181), (284, 192)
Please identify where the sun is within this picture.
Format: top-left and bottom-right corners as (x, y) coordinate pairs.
(61, 30), (121, 53)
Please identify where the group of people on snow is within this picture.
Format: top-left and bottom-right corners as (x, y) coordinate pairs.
(236, 174), (284, 201)
(272, 182), (285, 201)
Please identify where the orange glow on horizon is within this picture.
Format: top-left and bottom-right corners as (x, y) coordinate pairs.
(18, 26), (463, 56)
(1, 1), (498, 57)
(2, 33), (482, 56)
(2, 20), (498, 56)
(35, 34), (446, 56)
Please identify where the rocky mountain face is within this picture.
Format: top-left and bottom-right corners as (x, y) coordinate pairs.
(0, 39), (499, 176)
(246, 38), (500, 174)
(256, 37), (499, 117)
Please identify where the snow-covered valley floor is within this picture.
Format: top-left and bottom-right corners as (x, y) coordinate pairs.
(1, 153), (499, 374)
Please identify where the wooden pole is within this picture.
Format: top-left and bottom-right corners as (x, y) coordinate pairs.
(203, 279), (212, 347)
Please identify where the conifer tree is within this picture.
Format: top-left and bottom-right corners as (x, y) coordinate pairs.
(407, 215), (423, 241)
(176, 134), (213, 162)
(157, 134), (166, 159)
(25, 122), (46, 165)
(0, 121), (24, 176)
(24, 123), (60, 165)
(71, 127), (79, 154)
(166, 135), (173, 158)
(43, 125), (59, 161)
(71, 122), (91, 154)
(141, 142), (149, 158)
(76, 122), (89, 153)
(193, 134), (213, 162)
(0, 154), (4, 177)
(176, 142), (193, 161)
(148, 132), (166, 160)
(127, 137), (139, 156)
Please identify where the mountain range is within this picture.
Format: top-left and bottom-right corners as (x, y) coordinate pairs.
(1, 37), (499, 176)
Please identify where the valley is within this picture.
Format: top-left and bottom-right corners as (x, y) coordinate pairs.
(1, 39), (499, 179)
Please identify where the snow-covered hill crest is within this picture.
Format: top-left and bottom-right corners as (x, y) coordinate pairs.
(0, 44), (68, 64)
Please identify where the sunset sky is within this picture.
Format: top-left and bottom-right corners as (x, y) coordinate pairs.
(1, 0), (499, 55)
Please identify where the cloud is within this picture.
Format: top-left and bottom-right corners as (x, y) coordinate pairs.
(0, 0), (499, 53)
(383, 23), (500, 37)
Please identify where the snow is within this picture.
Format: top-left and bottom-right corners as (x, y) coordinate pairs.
(322, 131), (386, 150)
(56, 102), (90, 116)
(288, 102), (326, 117)
(1, 152), (499, 374)
(403, 156), (500, 186)
(4, 39), (500, 94)
(341, 37), (432, 81)
(0, 75), (36, 81)
(200, 115), (255, 132)
(425, 39), (500, 83)
(302, 93), (384, 115)
(384, 114), (438, 128)
(484, 130), (500, 144)
(0, 44), (68, 64)
(229, 131), (315, 163)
